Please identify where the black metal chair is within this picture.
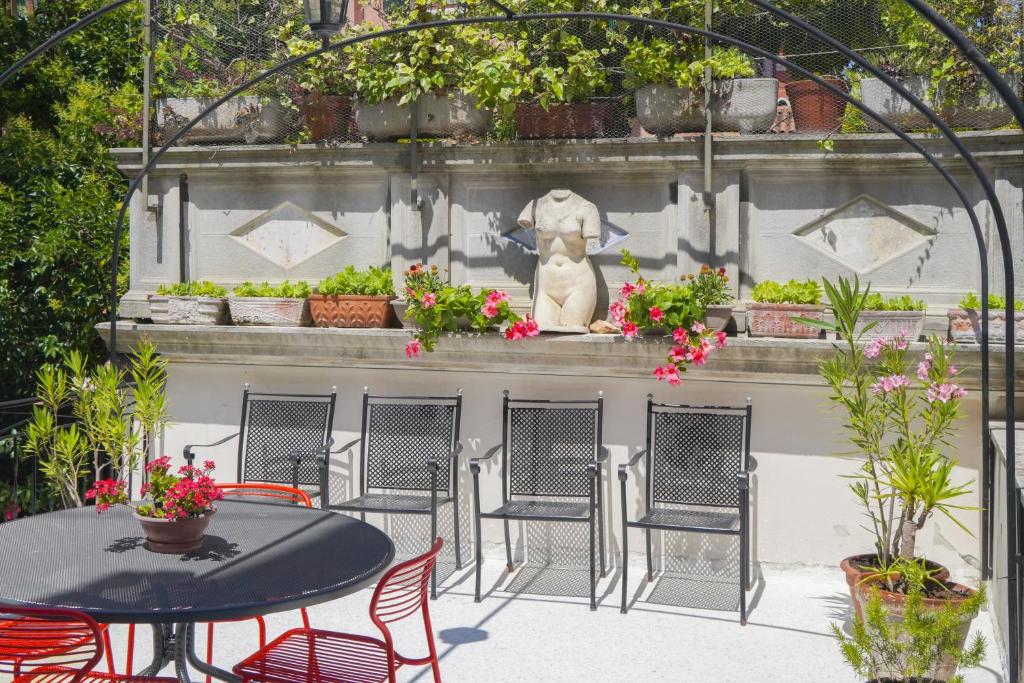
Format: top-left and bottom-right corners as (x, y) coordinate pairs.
(619, 395), (753, 623)
(328, 388), (463, 598)
(183, 384), (337, 507)
(471, 391), (608, 610)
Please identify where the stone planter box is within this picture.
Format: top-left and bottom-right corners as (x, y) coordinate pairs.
(228, 297), (310, 327)
(155, 97), (285, 144)
(354, 90), (491, 141)
(514, 102), (613, 139)
(635, 79), (778, 135)
(309, 294), (397, 328)
(148, 295), (230, 326)
(747, 303), (825, 339)
(948, 307), (1024, 344)
(860, 75), (1021, 131)
(854, 310), (926, 341)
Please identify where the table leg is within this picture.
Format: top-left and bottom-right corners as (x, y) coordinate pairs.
(138, 624), (175, 676)
(178, 622), (241, 683)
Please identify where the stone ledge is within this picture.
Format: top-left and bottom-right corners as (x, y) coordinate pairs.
(98, 322), (1021, 388)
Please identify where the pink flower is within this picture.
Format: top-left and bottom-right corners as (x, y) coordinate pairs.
(916, 359), (932, 381)
(927, 382), (967, 403)
(669, 345), (688, 364)
(634, 282), (646, 296)
(864, 338), (885, 359)
(487, 290), (510, 305)
(505, 321), (525, 340)
(653, 365), (682, 386)
(405, 287), (415, 299)
(949, 365), (958, 377)
(715, 331), (728, 349)
(524, 316), (540, 337)
(672, 327), (689, 344)
(482, 302), (500, 318)
(609, 301), (626, 326)
(145, 456), (171, 474)
(405, 339), (421, 358)
(649, 306), (664, 323)
(871, 374), (911, 395)
(203, 460), (216, 471)
(619, 282), (635, 298)
(690, 346), (708, 366)
(622, 322), (638, 338)
(653, 365), (667, 381)
(421, 292), (436, 309)
(691, 321), (705, 334)
(895, 334), (909, 351)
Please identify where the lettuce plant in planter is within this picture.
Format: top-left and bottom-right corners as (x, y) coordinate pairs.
(229, 280), (312, 327)
(857, 292), (927, 341)
(150, 281), (229, 325)
(747, 279), (824, 338)
(948, 291), (1024, 345)
(310, 266), (396, 328)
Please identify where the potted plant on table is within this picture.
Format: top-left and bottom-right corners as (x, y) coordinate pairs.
(747, 279), (824, 338)
(948, 291), (1024, 345)
(149, 282), (230, 325)
(856, 293), (927, 341)
(309, 266), (396, 328)
(229, 280), (312, 327)
(89, 456), (224, 554)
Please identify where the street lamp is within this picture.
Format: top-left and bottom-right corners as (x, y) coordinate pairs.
(303, 0), (350, 42)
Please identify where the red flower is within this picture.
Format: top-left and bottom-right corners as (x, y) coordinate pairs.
(649, 306), (664, 323)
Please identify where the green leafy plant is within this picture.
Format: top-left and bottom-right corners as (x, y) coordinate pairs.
(684, 264), (734, 308)
(156, 281), (227, 297)
(864, 293), (927, 311)
(959, 291), (1024, 312)
(401, 263), (446, 296)
(623, 40), (754, 91)
(233, 280), (312, 298)
(751, 279), (823, 305)
(317, 266), (395, 297)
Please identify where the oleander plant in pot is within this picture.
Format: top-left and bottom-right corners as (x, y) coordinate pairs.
(229, 280), (312, 327)
(857, 293), (927, 341)
(89, 456), (224, 554)
(747, 278), (824, 338)
(948, 292), (1024, 345)
(150, 282), (230, 325)
(310, 266), (396, 328)
(611, 250), (727, 385)
(402, 263), (537, 358)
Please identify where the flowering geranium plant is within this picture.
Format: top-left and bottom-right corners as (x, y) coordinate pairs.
(86, 456), (223, 520)
(612, 250), (727, 386)
(805, 277), (973, 580)
(402, 264), (538, 356)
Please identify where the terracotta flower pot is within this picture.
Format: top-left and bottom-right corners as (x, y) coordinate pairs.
(840, 553), (950, 621)
(948, 307), (1024, 344)
(514, 102), (613, 139)
(747, 303), (825, 338)
(134, 509), (214, 554)
(704, 305), (733, 332)
(299, 94), (353, 141)
(787, 77), (848, 133)
(308, 294), (397, 328)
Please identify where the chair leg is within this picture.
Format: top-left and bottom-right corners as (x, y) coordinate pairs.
(474, 495), (483, 603)
(453, 498), (463, 570)
(589, 510), (597, 611)
(300, 607), (310, 630)
(740, 528), (749, 626)
(125, 623), (135, 675)
(597, 479), (606, 578)
(503, 519), (513, 573)
(620, 509), (629, 614)
(430, 503), (438, 600)
(101, 628), (115, 674)
(645, 528), (653, 582)
(205, 623), (214, 683)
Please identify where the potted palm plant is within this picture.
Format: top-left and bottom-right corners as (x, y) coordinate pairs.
(856, 293), (927, 341)
(149, 282), (230, 325)
(309, 266), (396, 328)
(229, 280), (312, 327)
(948, 292), (1024, 344)
(747, 279), (824, 338)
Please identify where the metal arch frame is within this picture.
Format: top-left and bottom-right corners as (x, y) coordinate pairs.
(1, 2), (1021, 677)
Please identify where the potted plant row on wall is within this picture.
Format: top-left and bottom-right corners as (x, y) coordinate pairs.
(948, 292), (1024, 344)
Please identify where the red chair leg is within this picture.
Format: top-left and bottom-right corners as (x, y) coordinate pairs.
(300, 608), (310, 630)
(102, 628), (116, 674)
(255, 616), (266, 650)
(126, 623), (135, 674)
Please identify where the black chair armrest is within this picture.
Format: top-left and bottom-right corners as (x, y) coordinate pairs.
(597, 445), (611, 462)
(428, 442), (464, 471)
(469, 443), (501, 475)
(329, 437), (359, 455)
(747, 455), (758, 473)
(183, 432), (239, 463)
(736, 471), (750, 490)
(618, 448), (647, 481)
(290, 443), (329, 465)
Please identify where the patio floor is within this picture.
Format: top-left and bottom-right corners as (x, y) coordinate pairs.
(108, 557), (1007, 682)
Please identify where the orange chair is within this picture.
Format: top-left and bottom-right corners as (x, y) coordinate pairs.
(0, 605), (174, 683)
(234, 538), (444, 683)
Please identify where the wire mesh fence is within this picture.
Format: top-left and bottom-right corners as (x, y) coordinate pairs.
(145, 0), (1024, 147)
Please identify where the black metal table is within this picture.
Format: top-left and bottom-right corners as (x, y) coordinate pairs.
(0, 500), (395, 683)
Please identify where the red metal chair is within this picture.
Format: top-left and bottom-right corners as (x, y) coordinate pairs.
(233, 538), (445, 683)
(0, 605), (174, 683)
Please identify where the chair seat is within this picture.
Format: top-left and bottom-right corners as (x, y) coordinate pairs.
(331, 493), (450, 514)
(14, 667), (175, 683)
(483, 499), (591, 520)
(632, 506), (740, 533)
(234, 628), (396, 683)
(0, 617), (108, 659)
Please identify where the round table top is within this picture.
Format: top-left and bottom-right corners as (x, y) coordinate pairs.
(0, 500), (395, 624)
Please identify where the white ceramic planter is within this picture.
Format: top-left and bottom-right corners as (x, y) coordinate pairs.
(354, 90), (492, 141)
(228, 297), (310, 327)
(860, 75), (1021, 131)
(155, 96), (286, 144)
(148, 295), (230, 325)
(635, 78), (778, 135)
(948, 308), (1024, 344)
(854, 310), (926, 341)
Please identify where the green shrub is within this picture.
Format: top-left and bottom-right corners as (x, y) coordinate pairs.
(959, 291), (1024, 311)
(156, 281), (227, 297)
(751, 279), (822, 305)
(233, 280), (312, 298)
(317, 266), (395, 297)
(863, 293), (926, 311)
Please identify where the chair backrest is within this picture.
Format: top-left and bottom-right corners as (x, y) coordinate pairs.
(361, 390), (462, 495)
(216, 483), (313, 508)
(369, 538), (443, 634)
(238, 385), (337, 486)
(0, 606), (103, 681)
(645, 397), (752, 509)
(503, 392), (603, 499)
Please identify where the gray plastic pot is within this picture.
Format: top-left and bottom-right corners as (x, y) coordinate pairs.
(155, 97), (285, 144)
(635, 78), (778, 135)
(860, 75), (1021, 131)
(354, 90), (492, 141)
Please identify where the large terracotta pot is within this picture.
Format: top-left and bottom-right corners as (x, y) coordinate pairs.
(134, 509), (214, 554)
(787, 77), (848, 132)
(948, 307), (1024, 344)
(308, 294), (397, 328)
(840, 553), (950, 621)
(299, 94), (352, 141)
(514, 102), (613, 139)
(747, 303), (825, 338)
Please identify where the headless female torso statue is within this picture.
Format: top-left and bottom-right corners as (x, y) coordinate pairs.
(517, 189), (600, 333)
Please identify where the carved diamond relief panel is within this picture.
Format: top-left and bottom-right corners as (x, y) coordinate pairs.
(791, 195), (936, 274)
(230, 201), (346, 269)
